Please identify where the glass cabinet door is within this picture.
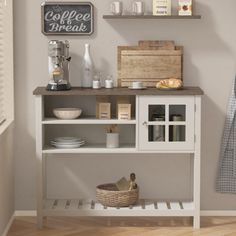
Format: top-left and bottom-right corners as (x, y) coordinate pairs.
(138, 96), (195, 151)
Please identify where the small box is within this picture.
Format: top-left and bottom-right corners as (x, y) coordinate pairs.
(98, 103), (111, 119)
(96, 96), (110, 118)
(118, 104), (131, 120)
(153, 0), (171, 16)
(178, 0), (192, 16)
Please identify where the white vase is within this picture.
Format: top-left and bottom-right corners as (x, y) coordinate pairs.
(82, 44), (94, 88)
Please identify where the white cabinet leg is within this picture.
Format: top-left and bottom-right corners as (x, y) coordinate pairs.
(193, 214), (200, 229)
(36, 95), (44, 229)
(37, 214), (43, 229)
(37, 152), (44, 229)
(193, 96), (201, 229)
(193, 154), (201, 229)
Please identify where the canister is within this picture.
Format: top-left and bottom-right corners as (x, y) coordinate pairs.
(171, 115), (183, 141)
(152, 115), (165, 142)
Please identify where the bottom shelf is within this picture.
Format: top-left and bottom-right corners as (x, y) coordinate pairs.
(43, 199), (195, 217)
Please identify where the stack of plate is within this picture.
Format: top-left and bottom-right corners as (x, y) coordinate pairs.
(51, 137), (86, 149)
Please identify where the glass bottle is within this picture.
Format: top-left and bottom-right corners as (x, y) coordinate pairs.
(82, 44), (94, 88)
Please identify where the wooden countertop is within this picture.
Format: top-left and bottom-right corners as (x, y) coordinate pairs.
(33, 87), (204, 96)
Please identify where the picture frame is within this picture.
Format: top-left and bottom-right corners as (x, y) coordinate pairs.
(41, 1), (94, 35)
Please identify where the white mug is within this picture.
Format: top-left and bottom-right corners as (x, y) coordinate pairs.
(93, 80), (101, 89)
(105, 79), (114, 89)
(110, 1), (123, 15)
(132, 1), (144, 15)
(132, 81), (143, 89)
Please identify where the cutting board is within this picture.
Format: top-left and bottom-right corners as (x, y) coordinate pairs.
(117, 41), (183, 88)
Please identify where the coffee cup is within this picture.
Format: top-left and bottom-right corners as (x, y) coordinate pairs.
(132, 1), (144, 15)
(131, 81), (143, 89)
(110, 1), (123, 15)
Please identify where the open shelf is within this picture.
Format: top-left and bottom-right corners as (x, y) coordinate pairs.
(103, 15), (201, 20)
(43, 144), (136, 154)
(42, 117), (136, 125)
(43, 145), (195, 154)
(43, 199), (195, 217)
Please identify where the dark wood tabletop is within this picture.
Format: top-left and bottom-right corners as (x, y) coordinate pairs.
(33, 87), (204, 96)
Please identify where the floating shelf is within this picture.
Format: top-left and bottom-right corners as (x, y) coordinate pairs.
(103, 15), (202, 20)
(42, 117), (136, 125)
(43, 199), (195, 217)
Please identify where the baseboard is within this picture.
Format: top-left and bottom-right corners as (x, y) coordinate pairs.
(2, 214), (14, 236)
(201, 211), (236, 216)
(14, 211), (37, 217)
(13, 210), (236, 217)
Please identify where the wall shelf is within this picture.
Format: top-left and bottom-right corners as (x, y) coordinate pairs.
(103, 15), (202, 20)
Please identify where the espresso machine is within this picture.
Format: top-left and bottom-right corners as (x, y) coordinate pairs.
(47, 40), (71, 91)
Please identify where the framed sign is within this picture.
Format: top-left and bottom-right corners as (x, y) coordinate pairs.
(41, 2), (94, 35)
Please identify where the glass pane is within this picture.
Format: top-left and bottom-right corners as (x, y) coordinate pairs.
(149, 105), (165, 122)
(169, 125), (186, 142)
(169, 105), (186, 122)
(148, 125), (165, 142)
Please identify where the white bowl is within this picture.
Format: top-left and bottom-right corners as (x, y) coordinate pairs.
(53, 108), (82, 120)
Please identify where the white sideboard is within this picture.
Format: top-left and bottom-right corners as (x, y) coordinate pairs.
(34, 87), (203, 229)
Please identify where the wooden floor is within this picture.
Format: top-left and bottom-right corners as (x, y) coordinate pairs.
(7, 217), (236, 236)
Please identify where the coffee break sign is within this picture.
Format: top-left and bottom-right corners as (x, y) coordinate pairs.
(41, 2), (94, 35)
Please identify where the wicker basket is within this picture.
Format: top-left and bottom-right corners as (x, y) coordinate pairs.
(96, 183), (139, 207)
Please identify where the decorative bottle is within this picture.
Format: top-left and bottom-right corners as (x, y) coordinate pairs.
(82, 44), (94, 88)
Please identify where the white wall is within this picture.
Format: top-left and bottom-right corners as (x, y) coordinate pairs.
(14, 0), (236, 210)
(0, 126), (14, 235)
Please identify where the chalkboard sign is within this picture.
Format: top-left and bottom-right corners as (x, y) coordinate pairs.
(41, 2), (94, 35)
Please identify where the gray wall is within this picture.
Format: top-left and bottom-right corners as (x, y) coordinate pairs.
(0, 126), (14, 235)
(14, 0), (236, 210)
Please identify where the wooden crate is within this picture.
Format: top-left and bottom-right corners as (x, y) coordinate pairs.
(118, 44), (183, 88)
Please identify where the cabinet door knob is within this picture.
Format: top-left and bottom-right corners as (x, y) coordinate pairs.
(142, 121), (148, 126)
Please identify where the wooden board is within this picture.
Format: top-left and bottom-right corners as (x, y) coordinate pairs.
(33, 87), (204, 96)
(138, 40), (175, 50)
(118, 46), (183, 87)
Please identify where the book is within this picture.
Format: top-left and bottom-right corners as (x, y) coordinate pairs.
(153, 0), (171, 16)
(178, 0), (192, 16)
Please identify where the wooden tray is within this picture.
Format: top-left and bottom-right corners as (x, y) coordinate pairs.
(118, 42), (183, 88)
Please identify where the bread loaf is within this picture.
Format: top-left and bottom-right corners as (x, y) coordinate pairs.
(156, 78), (183, 89)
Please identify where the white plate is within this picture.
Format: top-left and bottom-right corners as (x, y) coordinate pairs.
(51, 141), (86, 145)
(51, 143), (85, 149)
(53, 137), (82, 143)
(51, 140), (85, 144)
(128, 87), (147, 90)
